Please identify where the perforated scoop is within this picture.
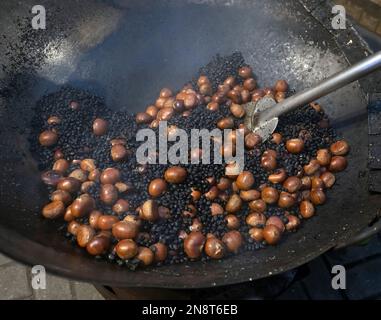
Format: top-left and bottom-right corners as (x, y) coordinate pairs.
(244, 51), (381, 141)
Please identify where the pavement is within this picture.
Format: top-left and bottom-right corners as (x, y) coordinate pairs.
(0, 253), (104, 300)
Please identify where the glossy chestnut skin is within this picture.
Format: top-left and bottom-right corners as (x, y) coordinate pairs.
(274, 80), (288, 92)
(135, 112), (153, 124)
(146, 105), (159, 118)
(225, 214), (240, 229)
(239, 189), (260, 202)
(320, 171), (336, 188)
(41, 170), (62, 186)
(148, 178), (167, 197)
(304, 159), (320, 176)
(100, 184), (118, 205)
(89, 210), (102, 229)
(50, 190), (72, 205)
(278, 192), (295, 208)
(137, 247), (154, 266)
(52, 159), (69, 173)
(184, 231), (206, 259)
(71, 194), (95, 218)
(286, 139), (304, 154)
(243, 78), (256, 91)
(217, 177), (232, 191)
(151, 242), (168, 262)
(222, 230), (243, 253)
(238, 66), (253, 79)
(283, 176), (302, 193)
(235, 171), (255, 190)
(268, 168), (287, 184)
(69, 169), (87, 182)
(39, 130), (58, 147)
(140, 199), (159, 222)
(100, 168), (121, 184)
(81, 159), (96, 172)
(112, 221), (139, 240)
(329, 156), (348, 172)
(67, 221), (81, 236)
(245, 133), (261, 149)
(42, 201), (65, 219)
(111, 144), (128, 162)
(210, 203), (224, 216)
(263, 225), (282, 245)
(311, 177), (324, 190)
(164, 166), (187, 184)
(330, 140), (349, 156)
(217, 117), (234, 129)
(77, 225), (95, 248)
(86, 234), (111, 256)
(249, 227), (264, 242)
(225, 194), (242, 213)
(112, 199), (130, 215)
(299, 200), (315, 218)
(230, 103), (245, 118)
(97, 215), (119, 230)
(310, 189), (326, 205)
(266, 216), (285, 233)
(246, 212), (266, 227)
(248, 199), (267, 213)
(316, 149), (331, 166)
(285, 215), (301, 231)
(93, 118), (108, 136)
(57, 177), (81, 194)
(261, 156), (277, 171)
(205, 237), (225, 259)
(115, 239), (138, 260)
(261, 187), (279, 204)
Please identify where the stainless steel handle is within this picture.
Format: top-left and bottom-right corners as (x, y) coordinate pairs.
(260, 51), (381, 120)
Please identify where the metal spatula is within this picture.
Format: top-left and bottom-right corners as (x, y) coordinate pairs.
(244, 51), (381, 141)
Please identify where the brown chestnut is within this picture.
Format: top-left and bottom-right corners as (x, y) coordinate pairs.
(239, 189), (260, 202)
(225, 214), (240, 230)
(230, 103), (246, 118)
(246, 212), (266, 227)
(261, 156), (277, 171)
(80, 159), (96, 172)
(205, 237), (225, 259)
(112, 199), (130, 215)
(100, 184), (118, 204)
(217, 177), (232, 191)
(164, 166), (187, 184)
(136, 247), (154, 266)
(67, 221), (80, 236)
(52, 159), (69, 173)
(274, 80), (288, 92)
(50, 190), (72, 206)
(77, 225), (95, 248)
(330, 140), (349, 156)
(243, 78), (256, 91)
(222, 230), (243, 253)
(285, 215), (300, 232)
(263, 225), (282, 245)
(235, 171), (255, 191)
(268, 168), (287, 184)
(39, 130), (58, 147)
(151, 242), (168, 262)
(42, 201), (65, 219)
(278, 192), (295, 208)
(93, 118), (108, 136)
(112, 221), (138, 240)
(329, 156), (347, 172)
(299, 200), (315, 218)
(266, 216), (285, 233)
(86, 233), (111, 256)
(310, 189), (326, 205)
(135, 112), (153, 124)
(100, 168), (120, 185)
(311, 177), (324, 190)
(89, 210), (102, 229)
(57, 177), (81, 193)
(320, 171), (336, 188)
(111, 144), (128, 162)
(304, 159), (320, 176)
(238, 66), (253, 79)
(245, 133), (261, 149)
(217, 117), (234, 129)
(271, 133), (283, 145)
(115, 239), (138, 260)
(210, 203), (224, 216)
(184, 231), (206, 259)
(148, 178), (167, 198)
(71, 194), (95, 218)
(249, 227), (264, 242)
(225, 194), (242, 213)
(316, 149), (331, 166)
(97, 215), (119, 230)
(248, 199), (267, 213)
(69, 169), (87, 182)
(140, 199), (159, 221)
(283, 176), (302, 193)
(261, 187), (279, 204)
(286, 139), (304, 154)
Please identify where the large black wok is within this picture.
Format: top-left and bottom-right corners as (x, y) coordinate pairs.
(0, 0), (380, 289)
